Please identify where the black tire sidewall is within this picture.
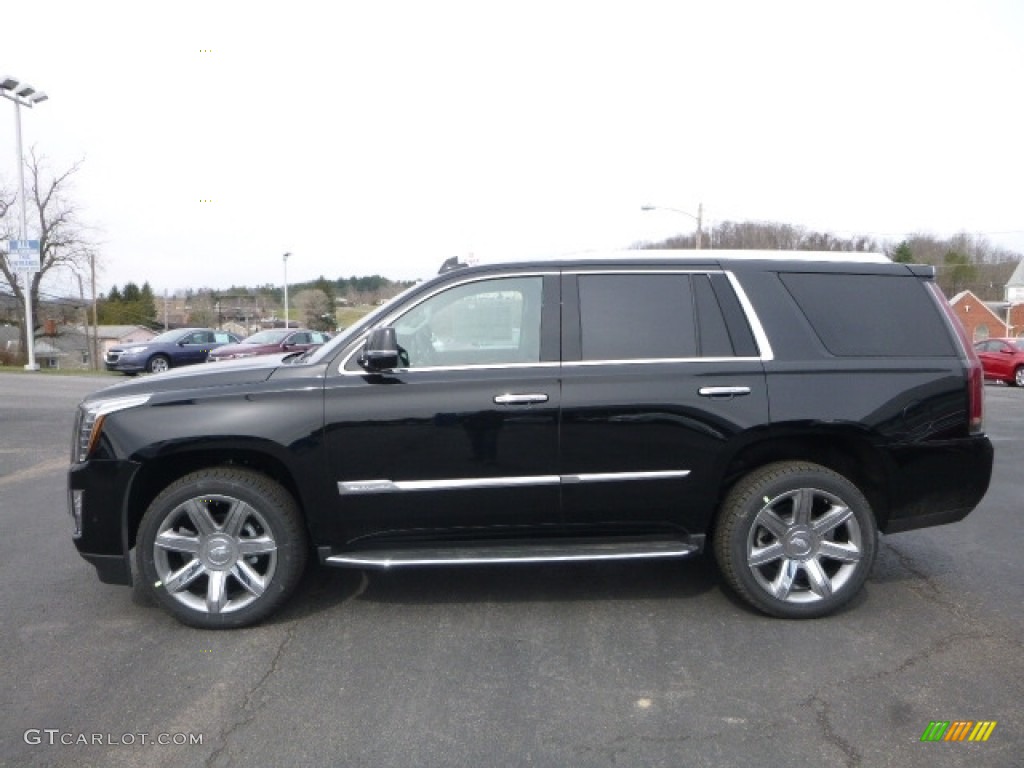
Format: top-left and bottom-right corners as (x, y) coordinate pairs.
(136, 468), (307, 629)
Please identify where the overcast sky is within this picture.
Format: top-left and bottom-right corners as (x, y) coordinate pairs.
(3, 0), (1023, 296)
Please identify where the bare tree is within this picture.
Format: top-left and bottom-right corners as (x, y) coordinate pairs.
(0, 150), (97, 362)
(293, 288), (334, 331)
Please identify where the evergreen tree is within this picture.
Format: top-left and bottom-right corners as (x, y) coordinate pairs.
(139, 282), (158, 324)
(891, 241), (914, 263)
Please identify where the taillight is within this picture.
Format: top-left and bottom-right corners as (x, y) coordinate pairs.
(925, 282), (984, 434)
(966, 359), (984, 433)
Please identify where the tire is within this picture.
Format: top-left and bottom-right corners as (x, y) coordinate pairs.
(147, 354), (171, 374)
(1013, 366), (1024, 387)
(136, 467), (308, 629)
(713, 461), (877, 619)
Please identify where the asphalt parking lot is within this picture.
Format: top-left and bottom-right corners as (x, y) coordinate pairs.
(1, 372), (1021, 767)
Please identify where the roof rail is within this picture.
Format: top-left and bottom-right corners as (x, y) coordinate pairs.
(525, 249), (891, 264)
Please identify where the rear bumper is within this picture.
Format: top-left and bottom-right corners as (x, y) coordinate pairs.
(882, 434), (994, 533)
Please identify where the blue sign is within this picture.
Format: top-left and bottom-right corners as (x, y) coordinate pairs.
(6, 239), (40, 272)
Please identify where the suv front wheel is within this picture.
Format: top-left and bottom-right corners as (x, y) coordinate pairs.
(713, 461), (878, 619)
(136, 467), (308, 628)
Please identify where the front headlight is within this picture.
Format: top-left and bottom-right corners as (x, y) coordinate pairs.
(122, 346), (149, 356)
(74, 394), (152, 462)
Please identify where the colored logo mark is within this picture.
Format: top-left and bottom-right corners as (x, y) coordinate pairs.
(920, 721), (997, 742)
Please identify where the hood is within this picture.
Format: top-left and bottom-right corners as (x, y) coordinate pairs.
(208, 341), (284, 358)
(108, 342), (150, 353)
(90, 354), (292, 400)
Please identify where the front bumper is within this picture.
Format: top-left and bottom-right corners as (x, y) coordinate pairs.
(68, 459), (143, 585)
(107, 357), (146, 373)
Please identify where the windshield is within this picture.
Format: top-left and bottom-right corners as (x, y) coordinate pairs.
(243, 330), (291, 345)
(149, 329), (191, 343)
(1012, 339), (1024, 352)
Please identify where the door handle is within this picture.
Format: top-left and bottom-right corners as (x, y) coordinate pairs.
(698, 386), (751, 398)
(494, 393), (549, 405)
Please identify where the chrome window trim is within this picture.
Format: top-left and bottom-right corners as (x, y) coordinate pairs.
(338, 470), (690, 495)
(334, 267), (775, 373)
(724, 270), (774, 361)
(563, 357), (761, 367)
(339, 361), (561, 375)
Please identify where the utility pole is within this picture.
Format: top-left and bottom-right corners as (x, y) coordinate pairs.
(282, 252), (291, 329)
(75, 271), (91, 369)
(696, 202), (704, 250)
(89, 252), (99, 370)
(164, 289), (169, 331)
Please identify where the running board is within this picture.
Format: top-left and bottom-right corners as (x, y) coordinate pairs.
(321, 537), (703, 568)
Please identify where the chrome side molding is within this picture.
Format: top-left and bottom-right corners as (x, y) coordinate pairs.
(323, 537), (702, 568)
(338, 470), (690, 496)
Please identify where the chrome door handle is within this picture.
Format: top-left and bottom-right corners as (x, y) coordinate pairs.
(698, 386), (751, 398)
(494, 393), (549, 405)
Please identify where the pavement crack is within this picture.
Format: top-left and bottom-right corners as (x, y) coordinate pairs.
(880, 539), (962, 615)
(204, 621), (299, 768)
(802, 694), (862, 768)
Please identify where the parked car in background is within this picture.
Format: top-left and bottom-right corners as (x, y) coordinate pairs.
(207, 329), (331, 362)
(974, 337), (1024, 386)
(105, 328), (240, 374)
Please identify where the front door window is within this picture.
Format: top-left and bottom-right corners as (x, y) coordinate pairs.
(392, 276), (543, 368)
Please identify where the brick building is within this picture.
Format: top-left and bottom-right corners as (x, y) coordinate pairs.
(949, 259), (1024, 340)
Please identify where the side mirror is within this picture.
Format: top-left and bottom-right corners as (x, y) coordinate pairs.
(359, 327), (401, 371)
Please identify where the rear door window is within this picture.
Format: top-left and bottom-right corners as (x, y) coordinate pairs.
(578, 274), (696, 360)
(574, 272), (756, 361)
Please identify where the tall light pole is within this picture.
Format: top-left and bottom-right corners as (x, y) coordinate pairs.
(282, 252), (291, 329)
(1, 75), (48, 370)
(641, 202), (704, 249)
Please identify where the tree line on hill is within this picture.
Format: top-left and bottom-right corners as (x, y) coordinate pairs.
(636, 221), (1021, 300)
(93, 275), (415, 331)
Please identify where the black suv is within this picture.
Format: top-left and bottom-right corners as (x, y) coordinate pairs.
(68, 252), (993, 628)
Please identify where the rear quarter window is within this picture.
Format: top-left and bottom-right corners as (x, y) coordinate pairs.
(779, 273), (956, 357)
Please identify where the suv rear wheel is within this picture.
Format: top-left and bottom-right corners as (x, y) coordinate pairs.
(136, 467), (308, 629)
(713, 461), (877, 619)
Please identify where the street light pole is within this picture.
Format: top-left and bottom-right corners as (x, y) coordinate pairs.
(1, 75), (48, 370)
(641, 202), (704, 250)
(282, 252), (291, 329)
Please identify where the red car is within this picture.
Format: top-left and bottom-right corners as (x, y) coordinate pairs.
(974, 337), (1024, 387)
(207, 329), (331, 362)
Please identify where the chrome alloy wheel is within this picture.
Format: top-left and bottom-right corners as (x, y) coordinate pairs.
(153, 494), (278, 615)
(745, 487), (864, 604)
(148, 355), (170, 373)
